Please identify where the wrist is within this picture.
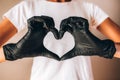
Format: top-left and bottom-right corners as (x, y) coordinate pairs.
(114, 43), (120, 58)
(0, 47), (6, 62)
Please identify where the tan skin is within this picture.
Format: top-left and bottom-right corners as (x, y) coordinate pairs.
(0, 18), (17, 62)
(0, 0), (120, 62)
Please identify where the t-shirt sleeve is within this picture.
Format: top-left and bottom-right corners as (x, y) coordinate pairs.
(84, 2), (109, 28)
(3, 1), (30, 32)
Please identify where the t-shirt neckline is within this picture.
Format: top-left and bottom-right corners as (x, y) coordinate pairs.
(42, 0), (74, 5)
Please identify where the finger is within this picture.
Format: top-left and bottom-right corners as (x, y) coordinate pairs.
(61, 17), (74, 33)
(68, 17), (89, 30)
(40, 16), (55, 28)
(59, 26), (73, 39)
(59, 30), (66, 39)
(69, 17), (88, 23)
(76, 17), (89, 31)
(59, 19), (73, 39)
(60, 18), (70, 31)
(59, 22), (67, 39)
(61, 49), (76, 61)
(27, 17), (45, 30)
(50, 28), (59, 39)
(42, 47), (60, 61)
(59, 27), (72, 39)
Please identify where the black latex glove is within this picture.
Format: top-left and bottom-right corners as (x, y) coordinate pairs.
(59, 17), (116, 60)
(3, 16), (60, 61)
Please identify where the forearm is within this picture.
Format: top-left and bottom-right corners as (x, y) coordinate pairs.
(0, 18), (17, 47)
(0, 18), (17, 62)
(0, 47), (6, 62)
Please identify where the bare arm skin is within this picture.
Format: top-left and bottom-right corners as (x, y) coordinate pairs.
(0, 18), (17, 62)
(97, 17), (120, 58)
(0, 47), (5, 62)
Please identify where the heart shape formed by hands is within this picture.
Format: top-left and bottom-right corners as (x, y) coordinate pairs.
(3, 16), (116, 61)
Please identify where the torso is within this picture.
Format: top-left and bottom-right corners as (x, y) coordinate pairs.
(30, 0), (93, 80)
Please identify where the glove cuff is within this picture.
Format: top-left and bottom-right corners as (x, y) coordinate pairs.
(3, 44), (17, 61)
(101, 40), (116, 59)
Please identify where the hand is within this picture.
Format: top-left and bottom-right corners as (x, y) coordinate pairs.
(3, 16), (60, 61)
(59, 16), (116, 60)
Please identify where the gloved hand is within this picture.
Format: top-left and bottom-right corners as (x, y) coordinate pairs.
(3, 16), (60, 61)
(59, 16), (116, 60)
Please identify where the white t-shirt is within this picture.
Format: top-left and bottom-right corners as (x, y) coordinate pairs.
(3, 0), (108, 80)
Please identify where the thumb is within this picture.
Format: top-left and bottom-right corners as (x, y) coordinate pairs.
(61, 48), (76, 61)
(42, 46), (60, 61)
(59, 25), (73, 39)
(59, 19), (74, 39)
